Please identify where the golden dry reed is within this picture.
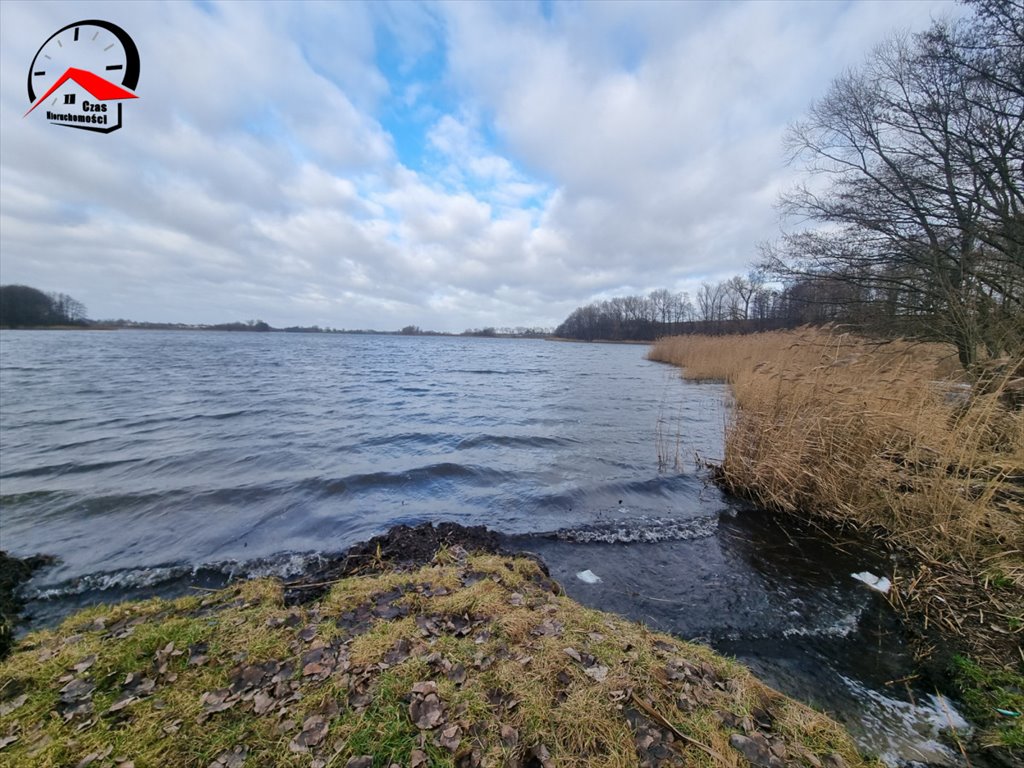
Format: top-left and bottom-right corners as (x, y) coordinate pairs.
(648, 328), (1023, 563)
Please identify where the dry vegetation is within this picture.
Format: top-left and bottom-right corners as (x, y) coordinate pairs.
(649, 328), (1022, 558)
(0, 550), (870, 768)
(649, 328), (1023, 748)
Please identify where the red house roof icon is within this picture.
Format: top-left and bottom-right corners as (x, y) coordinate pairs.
(24, 67), (137, 117)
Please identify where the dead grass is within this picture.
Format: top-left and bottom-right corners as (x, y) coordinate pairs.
(649, 328), (1023, 750)
(0, 552), (873, 768)
(648, 328), (1022, 561)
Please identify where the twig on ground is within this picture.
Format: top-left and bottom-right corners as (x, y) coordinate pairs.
(630, 691), (726, 763)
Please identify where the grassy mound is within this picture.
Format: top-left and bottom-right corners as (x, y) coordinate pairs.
(0, 548), (870, 768)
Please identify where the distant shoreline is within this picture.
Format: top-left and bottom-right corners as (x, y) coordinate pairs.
(0, 325), (552, 339)
(545, 336), (650, 345)
(0, 327), (654, 345)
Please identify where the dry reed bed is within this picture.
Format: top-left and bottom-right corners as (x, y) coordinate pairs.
(648, 329), (1022, 560)
(648, 329), (1023, 677)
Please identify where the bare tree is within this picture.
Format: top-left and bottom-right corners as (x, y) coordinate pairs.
(696, 281), (727, 325)
(763, 3), (1024, 369)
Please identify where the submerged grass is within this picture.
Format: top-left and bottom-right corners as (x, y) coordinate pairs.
(0, 552), (873, 767)
(648, 328), (1023, 751)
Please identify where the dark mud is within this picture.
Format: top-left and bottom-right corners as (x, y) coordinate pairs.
(282, 521), (550, 605)
(0, 551), (56, 659)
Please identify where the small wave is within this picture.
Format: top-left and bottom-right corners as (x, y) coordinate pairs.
(0, 457), (144, 479)
(449, 368), (549, 376)
(0, 489), (67, 505)
(23, 552), (330, 601)
(543, 515), (719, 544)
(309, 463), (510, 497)
(455, 434), (573, 450)
(179, 409), (255, 422)
(358, 432), (448, 450)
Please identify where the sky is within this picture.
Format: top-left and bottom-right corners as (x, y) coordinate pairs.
(0, 0), (959, 332)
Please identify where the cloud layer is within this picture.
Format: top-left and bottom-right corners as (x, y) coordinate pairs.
(0, 1), (956, 330)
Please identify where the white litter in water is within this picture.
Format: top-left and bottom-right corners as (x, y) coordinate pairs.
(576, 569), (602, 584)
(851, 571), (892, 594)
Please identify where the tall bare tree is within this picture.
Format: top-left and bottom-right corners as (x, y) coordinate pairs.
(762, 0), (1023, 369)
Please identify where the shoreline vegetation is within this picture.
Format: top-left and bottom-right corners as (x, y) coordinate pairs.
(648, 328), (1023, 756)
(0, 524), (870, 768)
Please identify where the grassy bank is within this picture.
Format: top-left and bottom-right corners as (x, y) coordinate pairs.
(0, 548), (869, 767)
(649, 328), (1023, 751)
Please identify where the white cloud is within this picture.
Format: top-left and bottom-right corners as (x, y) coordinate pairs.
(0, 0), (959, 331)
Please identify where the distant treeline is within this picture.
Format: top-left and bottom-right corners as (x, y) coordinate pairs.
(101, 321), (550, 337)
(0, 285), (551, 338)
(401, 325), (550, 338)
(553, 275), (853, 341)
(0, 285), (88, 328)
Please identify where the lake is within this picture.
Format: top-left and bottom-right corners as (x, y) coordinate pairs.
(0, 330), (967, 764)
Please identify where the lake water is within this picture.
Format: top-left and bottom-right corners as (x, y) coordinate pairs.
(0, 330), (968, 764)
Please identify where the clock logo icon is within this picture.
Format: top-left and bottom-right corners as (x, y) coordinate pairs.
(24, 19), (140, 134)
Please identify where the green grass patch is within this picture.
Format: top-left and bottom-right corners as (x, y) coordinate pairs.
(951, 655), (1024, 749)
(0, 556), (878, 768)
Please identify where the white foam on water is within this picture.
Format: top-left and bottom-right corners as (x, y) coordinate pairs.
(576, 569), (602, 584)
(23, 551), (330, 600)
(782, 607), (862, 639)
(554, 515), (718, 544)
(839, 675), (971, 766)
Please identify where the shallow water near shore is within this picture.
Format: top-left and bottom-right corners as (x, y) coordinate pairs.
(1, 330), (968, 764)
